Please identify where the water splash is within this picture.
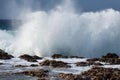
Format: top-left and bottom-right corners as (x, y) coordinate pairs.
(0, 0), (120, 57)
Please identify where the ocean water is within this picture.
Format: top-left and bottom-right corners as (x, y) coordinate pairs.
(0, 0), (120, 57)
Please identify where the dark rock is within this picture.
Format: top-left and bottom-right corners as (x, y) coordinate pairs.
(0, 49), (14, 59)
(76, 62), (89, 66)
(14, 65), (28, 67)
(40, 60), (70, 68)
(102, 53), (119, 58)
(52, 54), (67, 58)
(30, 64), (39, 67)
(0, 63), (3, 65)
(100, 58), (120, 64)
(32, 55), (42, 59)
(70, 56), (84, 58)
(19, 54), (37, 62)
(93, 63), (103, 66)
(87, 58), (100, 62)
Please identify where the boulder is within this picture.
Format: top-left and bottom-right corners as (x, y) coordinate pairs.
(19, 54), (37, 62)
(0, 49), (14, 59)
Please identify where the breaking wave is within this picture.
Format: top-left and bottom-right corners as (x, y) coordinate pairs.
(0, 0), (120, 57)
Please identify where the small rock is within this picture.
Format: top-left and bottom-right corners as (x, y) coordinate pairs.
(0, 63), (3, 65)
(70, 56), (84, 58)
(14, 65), (28, 67)
(76, 62), (89, 66)
(30, 64), (39, 67)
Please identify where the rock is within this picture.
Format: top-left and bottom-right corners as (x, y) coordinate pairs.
(30, 64), (39, 67)
(58, 73), (90, 80)
(16, 69), (49, 80)
(19, 54), (37, 62)
(70, 56), (84, 58)
(32, 55), (42, 60)
(76, 62), (89, 66)
(0, 63), (3, 65)
(0, 49), (14, 59)
(52, 54), (68, 58)
(87, 58), (100, 62)
(40, 60), (70, 68)
(102, 53), (119, 58)
(100, 58), (120, 64)
(81, 67), (120, 80)
(14, 65), (28, 67)
(58, 67), (120, 80)
(93, 62), (103, 66)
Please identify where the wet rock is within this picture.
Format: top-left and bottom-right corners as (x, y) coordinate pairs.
(14, 65), (28, 67)
(76, 62), (89, 66)
(19, 54), (37, 62)
(81, 67), (120, 80)
(40, 60), (71, 68)
(0, 63), (3, 65)
(102, 53), (119, 58)
(52, 54), (66, 58)
(100, 58), (120, 64)
(58, 73), (90, 80)
(30, 64), (39, 67)
(16, 69), (49, 80)
(59, 67), (120, 80)
(0, 49), (14, 59)
(32, 55), (43, 60)
(70, 56), (84, 58)
(93, 62), (103, 66)
(87, 58), (100, 62)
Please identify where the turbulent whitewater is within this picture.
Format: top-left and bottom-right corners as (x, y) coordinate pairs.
(0, 0), (120, 57)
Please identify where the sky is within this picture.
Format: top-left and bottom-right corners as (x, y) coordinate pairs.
(0, 0), (120, 19)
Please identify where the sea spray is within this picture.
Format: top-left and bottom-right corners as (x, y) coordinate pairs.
(0, 0), (120, 57)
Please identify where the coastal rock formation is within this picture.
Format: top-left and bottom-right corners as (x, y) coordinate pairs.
(16, 69), (49, 80)
(58, 67), (120, 80)
(81, 67), (120, 80)
(0, 49), (14, 59)
(40, 60), (71, 68)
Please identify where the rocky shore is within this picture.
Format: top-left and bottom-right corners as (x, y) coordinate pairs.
(0, 49), (120, 80)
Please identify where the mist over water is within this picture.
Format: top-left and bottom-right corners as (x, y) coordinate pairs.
(0, 0), (120, 57)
